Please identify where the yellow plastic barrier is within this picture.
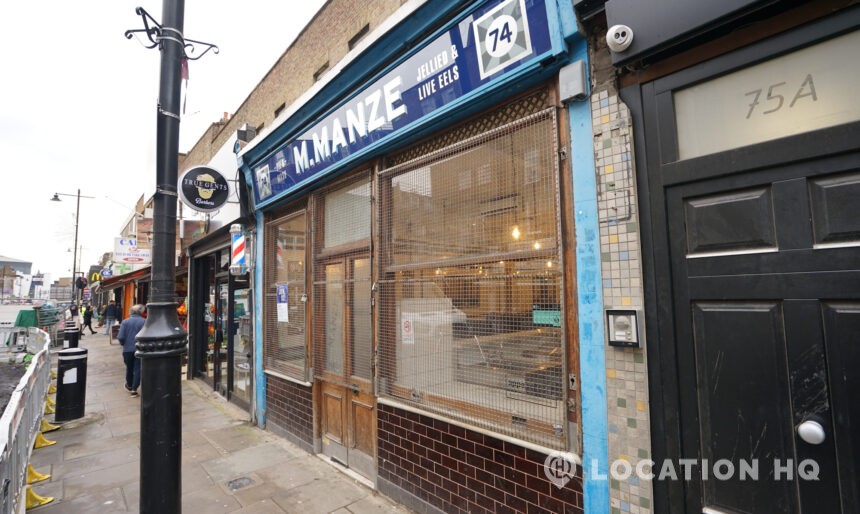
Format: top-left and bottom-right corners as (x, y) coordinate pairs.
(26, 465), (50, 484)
(33, 433), (56, 449)
(25, 486), (54, 509)
(40, 419), (61, 433)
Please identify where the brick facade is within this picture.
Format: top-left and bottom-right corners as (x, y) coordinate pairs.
(378, 404), (584, 514)
(180, 0), (403, 171)
(265, 375), (314, 451)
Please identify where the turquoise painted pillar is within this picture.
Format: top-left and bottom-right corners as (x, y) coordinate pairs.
(253, 210), (267, 426)
(569, 97), (609, 512)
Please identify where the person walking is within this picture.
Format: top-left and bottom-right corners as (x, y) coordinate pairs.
(117, 304), (146, 397)
(104, 300), (119, 335)
(82, 303), (97, 334)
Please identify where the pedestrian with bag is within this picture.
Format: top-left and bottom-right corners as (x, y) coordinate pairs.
(117, 304), (145, 397)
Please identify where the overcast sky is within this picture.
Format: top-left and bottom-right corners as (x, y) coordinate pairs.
(0, 0), (325, 282)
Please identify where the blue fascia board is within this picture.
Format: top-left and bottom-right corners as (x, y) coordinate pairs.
(241, 0), (583, 211)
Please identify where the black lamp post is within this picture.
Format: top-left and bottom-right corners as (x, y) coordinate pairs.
(126, 3), (216, 512)
(51, 190), (94, 309)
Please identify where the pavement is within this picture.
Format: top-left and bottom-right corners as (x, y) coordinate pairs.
(27, 331), (413, 514)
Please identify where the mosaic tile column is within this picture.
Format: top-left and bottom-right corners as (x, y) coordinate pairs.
(591, 89), (653, 514)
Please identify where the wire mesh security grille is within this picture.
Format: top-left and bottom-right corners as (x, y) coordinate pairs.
(312, 175), (374, 389)
(377, 108), (567, 447)
(263, 211), (308, 381)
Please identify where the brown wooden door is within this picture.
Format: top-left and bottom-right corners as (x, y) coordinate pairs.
(318, 256), (375, 480)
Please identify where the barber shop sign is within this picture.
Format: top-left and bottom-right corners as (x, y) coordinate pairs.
(179, 166), (230, 213)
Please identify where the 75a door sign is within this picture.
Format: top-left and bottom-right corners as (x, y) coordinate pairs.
(473, 0), (533, 79)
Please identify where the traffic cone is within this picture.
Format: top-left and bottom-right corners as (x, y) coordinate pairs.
(25, 486), (54, 509)
(50, 369), (56, 379)
(45, 396), (55, 407)
(40, 419), (61, 433)
(43, 402), (54, 415)
(26, 464), (51, 484)
(48, 383), (56, 394)
(33, 433), (56, 449)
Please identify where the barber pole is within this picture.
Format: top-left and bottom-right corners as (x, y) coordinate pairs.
(230, 224), (246, 275)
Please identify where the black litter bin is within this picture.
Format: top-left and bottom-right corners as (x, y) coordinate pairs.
(56, 347), (88, 421)
(63, 320), (80, 348)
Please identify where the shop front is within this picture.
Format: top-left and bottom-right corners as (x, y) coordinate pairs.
(186, 222), (254, 410)
(242, 1), (589, 511)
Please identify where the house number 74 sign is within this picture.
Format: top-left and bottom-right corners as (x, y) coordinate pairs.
(473, 0), (533, 79)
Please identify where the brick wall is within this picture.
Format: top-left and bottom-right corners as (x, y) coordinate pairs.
(378, 404), (583, 514)
(265, 374), (313, 450)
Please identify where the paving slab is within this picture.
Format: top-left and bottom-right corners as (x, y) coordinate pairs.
(26, 332), (412, 514)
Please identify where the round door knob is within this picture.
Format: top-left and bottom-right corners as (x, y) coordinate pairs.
(796, 420), (826, 445)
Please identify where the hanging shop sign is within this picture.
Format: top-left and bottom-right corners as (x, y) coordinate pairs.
(251, 0), (552, 205)
(114, 238), (152, 264)
(178, 166), (230, 213)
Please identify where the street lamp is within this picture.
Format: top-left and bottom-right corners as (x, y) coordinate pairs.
(51, 190), (94, 310)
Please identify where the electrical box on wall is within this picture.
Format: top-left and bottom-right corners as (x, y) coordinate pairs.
(559, 59), (588, 102)
(606, 309), (641, 348)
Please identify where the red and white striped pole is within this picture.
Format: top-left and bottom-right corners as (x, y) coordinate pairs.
(229, 224), (246, 276)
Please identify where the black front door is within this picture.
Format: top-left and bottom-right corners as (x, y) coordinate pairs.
(664, 156), (860, 513)
(631, 18), (860, 514)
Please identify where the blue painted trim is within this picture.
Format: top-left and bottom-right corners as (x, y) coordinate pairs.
(554, 0), (581, 45)
(569, 95), (609, 510)
(253, 210), (267, 426)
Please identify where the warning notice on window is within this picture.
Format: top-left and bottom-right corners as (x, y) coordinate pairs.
(401, 315), (415, 345)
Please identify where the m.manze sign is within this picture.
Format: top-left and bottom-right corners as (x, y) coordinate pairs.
(250, 0), (551, 205)
(179, 166), (230, 213)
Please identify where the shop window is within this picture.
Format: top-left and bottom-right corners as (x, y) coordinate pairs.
(378, 110), (567, 447)
(263, 212), (308, 380)
(322, 181), (371, 249)
(312, 175), (373, 385)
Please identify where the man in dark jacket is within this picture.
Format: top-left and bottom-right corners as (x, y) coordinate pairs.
(104, 300), (120, 335)
(117, 304), (146, 397)
(82, 304), (97, 334)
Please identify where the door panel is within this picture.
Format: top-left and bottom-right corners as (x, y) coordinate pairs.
(808, 171), (860, 245)
(691, 302), (796, 513)
(324, 264), (345, 376)
(821, 302), (860, 510)
(317, 255), (376, 481)
(320, 381), (348, 466)
(322, 387), (345, 444)
(350, 258), (372, 384)
(348, 392), (376, 478)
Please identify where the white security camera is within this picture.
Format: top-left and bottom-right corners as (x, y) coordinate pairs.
(606, 25), (633, 53)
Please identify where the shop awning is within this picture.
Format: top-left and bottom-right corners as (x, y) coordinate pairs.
(100, 265), (187, 290)
(101, 266), (151, 290)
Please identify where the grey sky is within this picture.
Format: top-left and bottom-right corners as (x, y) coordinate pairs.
(0, 0), (324, 281)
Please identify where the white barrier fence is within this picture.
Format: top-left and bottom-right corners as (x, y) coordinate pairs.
(0, 326), (52, 513)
